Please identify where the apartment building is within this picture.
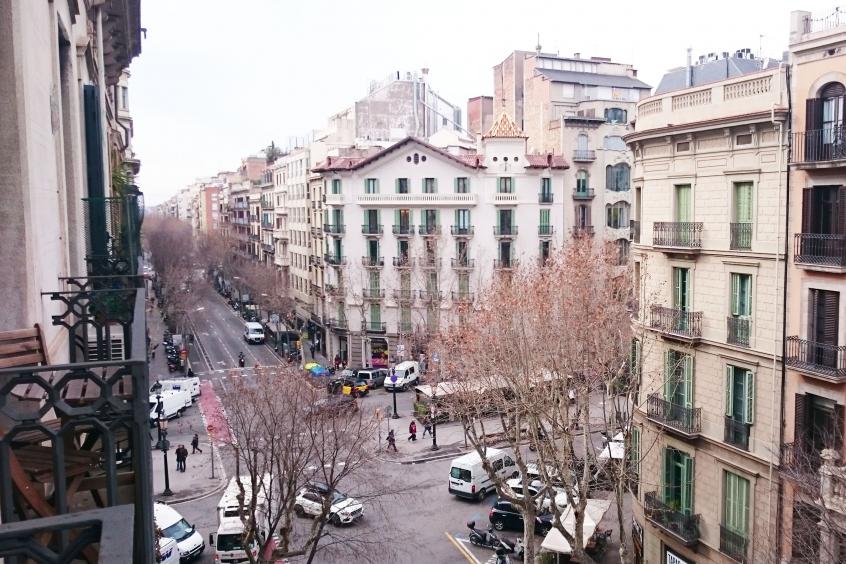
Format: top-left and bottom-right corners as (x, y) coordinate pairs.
(312, 113), (567, 366)
(625, 55), (787, 564)
(495, 50), (651, 255)
(278, 148), (313, 324)
(271, 160), (290, 274)
(0, 0), (152, 559)
(782, 9), (846, 562)
(229, 179), (251, 258)
(258, 169), (274, 265)
(195, 184), (222, 234)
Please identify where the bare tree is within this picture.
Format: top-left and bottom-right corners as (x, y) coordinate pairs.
(144, 216), (199, 333)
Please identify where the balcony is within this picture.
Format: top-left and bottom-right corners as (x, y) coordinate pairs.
(233, 200), (249, 210)
(361, 256), (384, 268)
(418, 290), (443, 301)
(262, 243), (274, 254)
(649, 305), (703, 343)
(393, 224), (415, 237)
(724, 416), (751, 451)
(653, 222), (703, 253)
(451, 257), (475, 270)
(451, 225), (475, 237)
(357, 193), (477, 206)
(325, 284), (345, 297)
(629, 220), (641, 243)
(310, 226), (323, 239)
(494, 258), (518, 270)
(393, 289), (415, 302)
(720, 525), (749, 563)
(452, 291), (474, 303)
(361, 223), (383, 235)
(362, 288), (385, 300)
(791, 127), (846, 167)
(727, 316), (751, 347)
(261, 200), (274, 210)
(248, 233), (260, 242)
(82, 193), (143, 276)
(493, 225), (518, 238)
(493, 193), (518, 204)
(572, 149), (597, 162)
(419, 257), (442, 270)
(646, 393), (702, 437)
(323, 253), (346, 266)
(538, 192), (554, 204)
(362, 321), (387, 333)
(794, 233), (846, 272)
(392, 256), (413, 268)
(398, 321), (414, 333)
(785, 336), (846, 382)
(538, 225), (554, 237)
(643, 491), (701, 547)
(419, 224), (441, 237)
(730, 223), (752, 250)
(328, 317), (348, 332)
(572, 188), (595, 200)
(323, 223), (345, 236)
(571, 226), (595, 238)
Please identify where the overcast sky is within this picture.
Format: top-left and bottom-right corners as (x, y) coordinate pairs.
(131, 0), (833, 204)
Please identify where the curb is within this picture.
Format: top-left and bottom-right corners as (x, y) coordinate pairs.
(158, 477), (228, 505)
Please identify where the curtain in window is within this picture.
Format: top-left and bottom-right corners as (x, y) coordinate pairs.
(675, 185), (692, 221)
(734, 183), (753, 223)
(539, 209), (550, 227)
(370, 303), (381, 324)
(577, 171), (588, 192)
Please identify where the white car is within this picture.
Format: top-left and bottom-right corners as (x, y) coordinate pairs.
(154, 502), (205, 561)
(505, 477), (570, 510)
(294, 484), (363, 525)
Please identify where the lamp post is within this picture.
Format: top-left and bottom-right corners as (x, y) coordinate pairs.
(430, 404), (439, 451)
(155, 393), (164, 449)
(390, 369), (399, 419)
(160, 418), (173, 497)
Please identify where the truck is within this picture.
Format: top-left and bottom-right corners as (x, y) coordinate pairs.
(209, 475), (270, 564)
(150, 376), (201, 401)
(149, 389), (191, 425)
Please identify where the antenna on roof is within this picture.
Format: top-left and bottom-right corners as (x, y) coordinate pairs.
(535, 33), (541, 54)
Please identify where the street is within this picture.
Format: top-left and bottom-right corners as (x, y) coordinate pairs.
(152, 280), (628, 564)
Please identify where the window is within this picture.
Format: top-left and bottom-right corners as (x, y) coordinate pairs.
(497, 177), (513, 194)
(423, 178), (437, 193)
(455, 209), (470, 230)
(576, 133), (589, 151)
(809, 289), (840, 367)
(120, 86), (129, 110)
(455, 177), (469, 193)
(723, 472), (750, 541)
(458, 273), (470, 293)
(603, 136), (627, 151)
(576, 204), (591, 228)
(801, 185), (846, 235)
(606, 163), (630, 191)
(364, 178), (379, 194)
(396, 178), (409, 193)
(665, 349), (693, 410)
(539, 208), (550, 227)
(676, 141), (690, 152)
(729, 273), (752, 346)
(497, 209), (514, 233)
(605, 107), (627, 124)
(576, 170), (589, 192)
(725, 365), (754, 426)
(422, 209), (438, 229)
(673, 267), (691, 312)
(736, 133), (752, 146)
(539, 240), (551, 263)
(606, 202), (630, 228)
(369, 303), (381, 324)
(675, 184), (692, 221)
(540, 178), (552, 202)
(629, 426), (641, 486)
(615, 238), (630, 264)
(732, 182), (753, 250)
(662, 447), (693, 513)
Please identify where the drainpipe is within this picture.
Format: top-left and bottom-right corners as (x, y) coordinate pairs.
(686, 48), (693, 88)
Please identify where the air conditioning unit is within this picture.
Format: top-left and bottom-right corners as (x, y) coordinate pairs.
(87, 324), (126, 361)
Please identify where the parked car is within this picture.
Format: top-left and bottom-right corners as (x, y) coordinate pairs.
(356, 368), (388, 389)
(294, 483), (363, 525)
(154, 502), (205, 561)
(383, 361), (421, 392)
(488, 499), (553, 534)
(448, 447), (518, 501)
(305, 395), (358, 418)
(504, 477), (570, 510)
(341, 378), (369, 397)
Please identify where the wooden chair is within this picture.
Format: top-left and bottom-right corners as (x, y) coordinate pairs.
(0, 325), (47, 369)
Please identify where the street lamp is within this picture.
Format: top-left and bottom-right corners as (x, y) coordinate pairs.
(155, 393), (164, 449)
(430, 404), (439, 451)
(390, 369), (399, 419)
(160, 418), (173, 497)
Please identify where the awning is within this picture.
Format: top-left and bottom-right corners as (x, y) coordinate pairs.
(540, 498), (613, 555)
(598, 440), (625, 460)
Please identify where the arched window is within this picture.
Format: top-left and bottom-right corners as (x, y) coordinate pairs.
(606, 201), (630, 229)
(605, 108), (627, 124)
(576, 170), (589, 192)
(820, 82), (845, 135)
(606, 163), (630, 191)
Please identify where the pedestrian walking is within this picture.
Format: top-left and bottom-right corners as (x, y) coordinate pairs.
(334, 355), (340, 370)
(191, 433), (202, 454)
(179, 445), (190, 472)
(422, 418), (432, 438)
(309, 342), (315, 358)
(386, 430), (398, 453)
(408, 420), (417, 442)
(174, 445), (184, 472)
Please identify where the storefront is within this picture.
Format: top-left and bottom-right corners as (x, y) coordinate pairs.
(370, 338), (388, 368)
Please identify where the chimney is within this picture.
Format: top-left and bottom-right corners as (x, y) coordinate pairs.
(686, 47), (693, 88)
(574, 52), (581, 59)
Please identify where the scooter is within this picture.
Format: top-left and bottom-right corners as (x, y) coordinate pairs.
(238, 353), (245, 368)
(467, 521), (502, 550)
(499, 537), (524, 561)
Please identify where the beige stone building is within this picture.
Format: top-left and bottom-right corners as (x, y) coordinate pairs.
(278, 147), (312, 325)
(626, 57), (787, 563)
(781, 9), (846, 562)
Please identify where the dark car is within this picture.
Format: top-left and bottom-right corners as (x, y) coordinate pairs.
(489, 499), (553, 534)
(306, 395), (358, 418)
(356, 368), (388, 389)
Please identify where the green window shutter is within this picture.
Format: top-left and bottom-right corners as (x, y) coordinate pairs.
(731, 274), (740, 316)
(741, 275), (751, 316)
(540, 209), (550, 227)
(454, 177), (458, 192)
(433, 178), (438, 193)
(394, 209), (400, 227)
(724, 472), (749, 534)
(682, 455), (694, 513)
(744, 370), (754, 424)
(664, 351), (672, 400)
(683, 355), (693, 408)
(395, 178), (400, 193)
(725, 366), (734, 417)
(435, 209), (440, 226)
(454, 209), (460, 227)
(735, 182), (753, 223)
(662, 448), (671, 501)
(631, 427), (641, 474)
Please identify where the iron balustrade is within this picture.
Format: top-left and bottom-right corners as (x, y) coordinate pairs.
(572, 188), (595, 200)
(418, 290), (443, 301)
(323, 254), (346, 266)
(451, 225), (475, 236)
(647, 393), (701, 435)
(653, 222), (703, 248)
(392, 256), (413, 268)
(730, 223), (752, 250)
(571, 226), (595, 237)
(719, 525), (749, 563)
(419, 257), (442, 269)
(538, 192), (554, 204)
(418, 224), (441, 236)
(493, 225), (518, 237)
(323, 223), (345, 235)
(643, 491), (701, 546)
(785, 336), (846, 380)
(538, 225), (554, 236)
(452, 291), (474, 302)
(361, 224), (383, 235)
(572, 149), (596, 162)
(724, 416), (751, 451)
(361, 256), (384, 268)
(82, 192), (144, 277)
(262, 243), (274, 254)
(328, 317), (348, 330)
(727, 316), (751, 347)
(362, 288), (385, 299)
(451, 257), (475, 269)
(792, 127), (846, 163)
(362, 321), (386, 333)
(650, 305), (703, 339)
(393, 289), (414, 301)
(392, 224), (415, 236)
(794, 233), (846, 267)
(494, 258), (517, 270)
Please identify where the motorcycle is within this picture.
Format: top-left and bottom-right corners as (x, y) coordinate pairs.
(238, 353), (245, 368)
(467, 521), (502, 550)
(167, 358), (180, 372)
(499, 537), (524, 561)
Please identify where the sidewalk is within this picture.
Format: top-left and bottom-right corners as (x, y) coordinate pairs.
(151, 424), (226, 504)
(375, 414), (478, 464)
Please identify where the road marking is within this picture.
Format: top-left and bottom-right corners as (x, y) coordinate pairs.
(444, 532), (480, 564)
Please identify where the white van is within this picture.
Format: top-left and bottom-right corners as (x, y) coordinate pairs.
(154, 502), (205, 561)
(243, 322), (265, 344)
(149, 390), (191, 424)
(152, 377), (201, 401)
(383, 360), (420, 391)
(209, 476), (269, 563)
(448, 447), (517, 501)
(158, 537), (180, 564)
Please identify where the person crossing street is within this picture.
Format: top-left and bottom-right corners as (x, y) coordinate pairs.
(191, 433), (202, 454)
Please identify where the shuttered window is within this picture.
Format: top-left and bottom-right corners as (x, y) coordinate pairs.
(662, 447), (693, 513)
(497, 177), (513, 193)
(673, 267), (691, 311)
(725, 365), (754, 424)
(455, 177), (469, 193)
(396, 178), (409, 193)
(664, 350), (693, 408)
(730, 273), (752, 317)
(734, 182), (753, 223)
(364, 178), (379, 194)
(675, 184), (692, 222)
(423, 178), (437, 193)
(809, 289), (840, 348)
(539, 209), (550, 227)
(723, 471), (750, 535)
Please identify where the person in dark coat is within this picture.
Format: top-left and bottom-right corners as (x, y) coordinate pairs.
(191, 433), (202, 454)
(422, 417), (433, 438)
(386, 430), (398, 452)
(408, 420), (417, 442)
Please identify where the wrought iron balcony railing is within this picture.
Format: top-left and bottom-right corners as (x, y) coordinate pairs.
(643, 491), (701, 546)
(649, 305), (703, 341)
(653, 222), (703, 249)
(720, 525), (749, 562)
(324, 284), (345, 297)
(452, 291), (474, 302)
(571, 225), (594, 237)
(647, 393), (701, 436)
(327, 317), (348, 330)
(727, 316), (751, 347)
(572, 149), (596, 162)
(451, 225), (474, 237)
(724, 416), (750, 451)
(538, 225), (554, 237)
(419, 224), (441, 236)
(785, 336), (846, 381)
(392, 224), (415, 237)
(323, 254), (346, 266)
(83, 192), (144, 277)
(730, 223), (752, 250)
(361, 224), (383, 235)
(361, 256), (384, 268)
(493, 225), (518, 237)
(393, 289), (414, 301)
(418, 290), (443, 301)
(362, 288), (385, 300)
(538, 192), (554, 204)
(794, 233), (846, 268)
(494, 258), (517, 270)
(323, 223), (345, 235)
(572, 188), (595, 200)
(392, 256), (413, 268)
(792, 127), (846, 164)
(451, 257), (475, 269)
(262, 243), (274, 254)
(362, 321), (387, 333)
(419, 257), (441, 270)
(398, 321), (414, 334)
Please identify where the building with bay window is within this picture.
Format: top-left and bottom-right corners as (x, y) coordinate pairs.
(311, 114), (568, 366)
(625, 54), (787, 564)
